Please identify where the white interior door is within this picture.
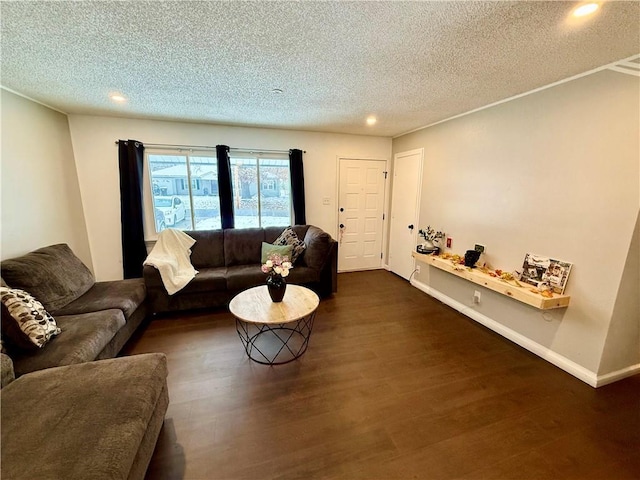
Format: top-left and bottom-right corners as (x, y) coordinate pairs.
(388, 149), (423, 280)
(338, 158), (386, 272)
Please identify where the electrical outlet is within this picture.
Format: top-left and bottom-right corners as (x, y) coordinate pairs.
(474, 244), (485, 254)
(446, 237), (452, 248)
(473, 290), (481, 304)
(416, 265), (421, 273)
(322, 197), (330, 205)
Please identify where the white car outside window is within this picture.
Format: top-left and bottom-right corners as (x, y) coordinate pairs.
(154, 196), (187, 226)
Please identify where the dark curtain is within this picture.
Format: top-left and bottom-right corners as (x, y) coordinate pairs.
(289, 149), (306, 225)
(216, 145), (234, 229)
(118, 139), (147, 278)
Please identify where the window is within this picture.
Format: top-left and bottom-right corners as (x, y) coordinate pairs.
(229, 154), (292, 228)
(147, 153), (221, 232)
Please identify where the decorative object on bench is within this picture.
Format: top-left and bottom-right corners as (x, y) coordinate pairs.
(143, 225), (337, 315)
(418, 225), (445, 254)
(261, 253), (292, 303)
(464, 249), (481, 267)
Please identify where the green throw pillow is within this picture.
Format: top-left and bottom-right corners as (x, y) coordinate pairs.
(261, 243), (293, 264)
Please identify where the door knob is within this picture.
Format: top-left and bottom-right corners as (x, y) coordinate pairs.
(339, 224), (345, 229)
(339, 207), (344, 212)
(408, 224), (414, 230)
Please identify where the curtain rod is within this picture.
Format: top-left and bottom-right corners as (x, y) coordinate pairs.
(114, 141), (305, 154)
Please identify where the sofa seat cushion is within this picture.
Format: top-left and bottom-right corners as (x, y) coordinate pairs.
(0, 244), (95, 312)
(52, 279), (146, 320)
(178, 267), (227, 294)
(11, 310), (125, 377)
(1, 353), (168, 480)
(284, 266), (321, 285)
(226, 264), (267, 292)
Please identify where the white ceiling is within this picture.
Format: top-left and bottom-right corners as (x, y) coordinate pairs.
(1, 1), (638, 137)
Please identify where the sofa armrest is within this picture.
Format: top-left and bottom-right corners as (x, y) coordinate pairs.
(302, 226), (333, 271)
(303, 226), (338, 296)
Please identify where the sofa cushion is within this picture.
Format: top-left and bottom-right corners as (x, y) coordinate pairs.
(261, 242), (293, 263)
(0, 353), (168, 480)
(177, 267), (227, 294)
(11, 310), (125, 377)
(224, 228), (265, 266)
(0, 244), (95, 312)
(0, 287), (60, 350)
(187, 230), (225, 268)
(274, 227), (306, 263)
(51, 278), (146, 320)
(226, 265), (267, 292)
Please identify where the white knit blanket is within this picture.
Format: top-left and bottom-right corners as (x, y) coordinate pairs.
(144, 229), (198, 295)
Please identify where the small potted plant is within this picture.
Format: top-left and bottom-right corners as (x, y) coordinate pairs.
(418, 226), (445, 254)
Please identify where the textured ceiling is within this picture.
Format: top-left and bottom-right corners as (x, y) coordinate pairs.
(1, 1), (639, 137)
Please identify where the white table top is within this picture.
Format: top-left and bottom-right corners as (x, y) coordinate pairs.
(229, 284), (320, 324)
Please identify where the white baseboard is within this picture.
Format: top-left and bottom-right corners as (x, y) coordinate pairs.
(411, 278), (605, 387)
(596, 364), (640, 387)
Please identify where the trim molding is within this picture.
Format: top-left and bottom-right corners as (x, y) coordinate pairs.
(596, 364), (640, 387)
(0, 85), (68, 115)
(394, 53), (640, 138)
(410, 278), (601, 386)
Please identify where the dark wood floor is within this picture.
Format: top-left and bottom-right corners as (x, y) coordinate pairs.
(124, 270), (640, 480)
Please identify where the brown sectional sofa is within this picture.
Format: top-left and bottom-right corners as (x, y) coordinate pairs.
(1, 243), (148, 376)
(144, 224), (338, 315)
(0, 244), (168, 480)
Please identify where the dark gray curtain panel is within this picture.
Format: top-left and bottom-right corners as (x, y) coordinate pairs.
(289, 149), (306, 225)
(216, 145), (234, 229)
(118, 139), (147, 278)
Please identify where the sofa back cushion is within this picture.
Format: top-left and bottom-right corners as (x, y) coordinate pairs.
(185, 230), (225, 268)
(224, 228), (265, 266)
(0, 244), (95, 312)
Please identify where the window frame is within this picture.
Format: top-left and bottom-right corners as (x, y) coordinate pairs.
(228, 152), (293, 229)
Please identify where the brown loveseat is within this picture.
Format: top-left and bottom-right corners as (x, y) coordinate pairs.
(143, 225), (337, 315)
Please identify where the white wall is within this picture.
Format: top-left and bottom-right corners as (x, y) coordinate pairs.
(0, 90), (92, 269)
(68, 115), (391, 280)
(393, 69), (639, 382)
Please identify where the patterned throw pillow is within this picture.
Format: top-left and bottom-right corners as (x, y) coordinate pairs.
(0, 287), (61, 350)
(274, 227), (306, 264)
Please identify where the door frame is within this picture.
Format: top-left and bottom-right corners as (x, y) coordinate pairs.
(388, 148), (424, 276)
(335, 156), (390, 272)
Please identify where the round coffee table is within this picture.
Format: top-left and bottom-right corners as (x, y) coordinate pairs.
(229, 285), (320, 365)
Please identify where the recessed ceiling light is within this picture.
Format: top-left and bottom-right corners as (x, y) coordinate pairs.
(109, 93), (127, 103)
(572, 3), (599, 17)
(272, 88), (283, 94)
(366, 116), (377, 126)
